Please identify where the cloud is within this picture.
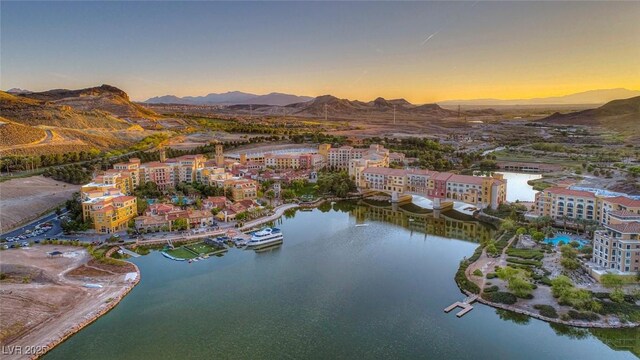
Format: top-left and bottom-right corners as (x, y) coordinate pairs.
(420, 31), (440, 46)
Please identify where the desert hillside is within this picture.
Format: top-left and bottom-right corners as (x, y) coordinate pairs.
(539, 96), (640, 138)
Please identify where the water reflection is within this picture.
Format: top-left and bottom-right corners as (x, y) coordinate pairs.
(352, 199), (495, 244)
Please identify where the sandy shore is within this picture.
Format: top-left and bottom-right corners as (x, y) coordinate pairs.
(0, 176), (80, 232)
(0, 245), (139, 359)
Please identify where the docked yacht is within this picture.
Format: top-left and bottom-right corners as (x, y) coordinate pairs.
(246, 227), (283, 249)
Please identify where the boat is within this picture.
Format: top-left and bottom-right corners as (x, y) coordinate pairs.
(246, 227), (284, 249)
(355, 223), (369, 227)
(233, 237), (248, 247)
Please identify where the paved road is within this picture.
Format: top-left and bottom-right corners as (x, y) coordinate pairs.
(1, 209), (67, 241)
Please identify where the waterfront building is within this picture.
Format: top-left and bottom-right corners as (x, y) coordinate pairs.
(533, 187), (598, 222)
(592, 217), (640, 276)
(81, 189), (137, 234)
(322, 144), (394, 172)
(359, 167), (506, 209)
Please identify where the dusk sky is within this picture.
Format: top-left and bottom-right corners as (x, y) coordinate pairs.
(2, 1), (639, 102)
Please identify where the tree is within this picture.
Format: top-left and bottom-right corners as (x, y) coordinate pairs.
(560, 257), (580, 270)
(516, 227), (527, 236)
(264, 189), (275, 205)
(172, 218), (188, 231)
(551, 276), (573, 298)
(532, 231), (545, 242)
(136, 197), (148, 215)
(281, 189), (296, 202)
(500, 218), (516, 232)
(496, 266), (534, 298)
(210, 207), (220, 216)
(235, 212), (248, 221)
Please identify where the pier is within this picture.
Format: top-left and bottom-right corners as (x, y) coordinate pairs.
(444, 295), (478, 317)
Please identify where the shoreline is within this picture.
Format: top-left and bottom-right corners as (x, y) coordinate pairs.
(23, 262), (141, 360)
(458, 242), (639, 329)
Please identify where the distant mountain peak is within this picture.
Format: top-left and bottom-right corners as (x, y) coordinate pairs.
(438, 88), (640, 106)
(6, 88), (31, 94)
(145, 91), (313, 106)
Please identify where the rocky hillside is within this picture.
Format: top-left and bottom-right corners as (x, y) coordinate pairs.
(539, 96), (640, 137)
(285, 95), (459, 119)
(0, 85), (159, 156)
(0, 91), (131, 130)
(18, 84), (159, 120)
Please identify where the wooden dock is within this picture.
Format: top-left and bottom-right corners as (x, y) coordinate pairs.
(444, 295), (478, 318)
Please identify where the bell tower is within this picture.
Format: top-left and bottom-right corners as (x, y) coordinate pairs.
(215, 144), (224, 167)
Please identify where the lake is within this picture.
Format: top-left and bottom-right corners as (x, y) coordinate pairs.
(46, 202), (638, 359)
(476, 171), (542, 202)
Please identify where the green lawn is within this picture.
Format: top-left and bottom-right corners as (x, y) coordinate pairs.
(165, 247), (198, 260)
(186, 242), (218, 255)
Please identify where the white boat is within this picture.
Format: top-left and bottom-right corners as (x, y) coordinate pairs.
(355, 223), (369, 227)
(246, 228), (283, 249)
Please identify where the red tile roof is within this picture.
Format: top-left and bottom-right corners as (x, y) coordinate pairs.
(362, 167), (407, 176)
(544, 187), (596, 198)
(606, 221), (640, 234)
(609, 210), (640, 218)
(604, 196), (640, 208)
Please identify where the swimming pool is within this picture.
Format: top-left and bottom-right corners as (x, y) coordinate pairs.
(544, 234), (588, 248)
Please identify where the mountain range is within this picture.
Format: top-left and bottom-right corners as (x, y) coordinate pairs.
(539, 96), (640, 138)
(438, 88), (640, 106)
(145, 91), (314, 106)
(218, 94), (461, 119)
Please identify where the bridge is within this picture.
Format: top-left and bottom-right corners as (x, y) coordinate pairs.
(363, 189), (456, 210)
(118, 246), (140, 258)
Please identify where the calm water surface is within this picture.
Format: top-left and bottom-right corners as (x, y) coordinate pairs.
(46, 203), (638, 359)
(476, 171), (542, 202)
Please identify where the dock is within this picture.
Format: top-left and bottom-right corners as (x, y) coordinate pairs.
(444, 295), (478, 317)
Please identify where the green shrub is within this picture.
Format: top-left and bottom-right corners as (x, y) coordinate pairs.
(484, 285), (499, 293)
(473, 269), (483, 277)
(506, 257), (542, 267)
(506, 248), (544, 260)
(455, 260), (480, 294)
(534, 304), (559, 318)
(482, 291), (517, 304)
(567, 310), (599, 321)
(486, 273), (497, 279)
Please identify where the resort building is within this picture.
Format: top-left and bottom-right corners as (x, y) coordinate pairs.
(134, 203), (215, 232)
(322, 144), (394, 172)
(113, 158), (141, 187)
(599, 196), (640, 225)
(81, 189), (137, 234)
(533, 187), (640, 226)
(592, 217), (640, 276)
(533, 187), (598, 222)
(359, 167), (506, 209)
(223, 178), (258, 201)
